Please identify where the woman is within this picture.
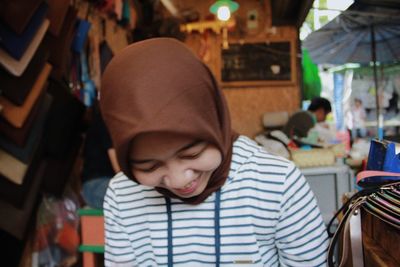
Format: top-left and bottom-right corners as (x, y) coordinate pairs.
(100, 38), (328, 266)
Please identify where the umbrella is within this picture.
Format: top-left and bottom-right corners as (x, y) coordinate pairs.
(302, 2), (400, 138)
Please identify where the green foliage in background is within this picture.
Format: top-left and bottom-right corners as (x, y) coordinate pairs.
(302, 49), (322, 100)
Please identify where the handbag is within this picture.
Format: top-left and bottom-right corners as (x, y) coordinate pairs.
(326, 139), (400, 267)
(361, 139), (400, 187)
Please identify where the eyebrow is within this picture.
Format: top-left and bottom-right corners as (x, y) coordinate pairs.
(130, 140), (203, 164)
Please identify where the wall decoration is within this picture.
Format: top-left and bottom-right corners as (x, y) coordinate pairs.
(221, 41), (293, 87)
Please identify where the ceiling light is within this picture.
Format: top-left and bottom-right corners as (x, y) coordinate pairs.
(210, 0), (239, 21)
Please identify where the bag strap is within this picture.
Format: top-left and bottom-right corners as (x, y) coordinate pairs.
(327, 196), (366, 267)
(327, 188), (377, 238)
(327, 172), (400, 266)
(349, 207), (364, 267)
(357, 170), (400, 185)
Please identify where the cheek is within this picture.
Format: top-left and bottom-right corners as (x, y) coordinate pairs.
(197, 149), (222, 171)
(132, 171), (161, 187)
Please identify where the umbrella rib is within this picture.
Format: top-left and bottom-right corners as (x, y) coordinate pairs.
(303, 6), (400, 65)
(375, 28), (399, 62)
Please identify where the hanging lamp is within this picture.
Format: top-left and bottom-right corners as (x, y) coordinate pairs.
(209, 0), (239, 21)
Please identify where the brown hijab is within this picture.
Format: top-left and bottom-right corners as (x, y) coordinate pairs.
(100, 38), (237, 204)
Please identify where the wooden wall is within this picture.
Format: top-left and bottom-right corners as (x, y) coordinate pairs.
(179, 0), (301, 137)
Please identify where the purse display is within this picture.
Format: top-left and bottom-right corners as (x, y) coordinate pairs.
(327, 139), (400, 267)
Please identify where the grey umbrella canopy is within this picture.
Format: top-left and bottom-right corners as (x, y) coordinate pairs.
(303, 4), (400, 65)
(303, 2), (400, 138)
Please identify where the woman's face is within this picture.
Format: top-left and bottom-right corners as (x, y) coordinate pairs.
(129, 132), (222, 198)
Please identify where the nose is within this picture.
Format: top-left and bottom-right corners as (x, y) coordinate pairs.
(162, 167), (196, 189)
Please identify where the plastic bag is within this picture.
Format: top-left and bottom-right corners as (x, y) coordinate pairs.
(32, 193), (80, 267)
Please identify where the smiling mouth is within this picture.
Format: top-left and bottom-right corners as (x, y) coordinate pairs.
(175, 176), (200, 195)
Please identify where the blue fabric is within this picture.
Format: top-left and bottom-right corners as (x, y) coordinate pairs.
(71, 19), (91, 53)
(334, 72), (345, 131)
(0, 2), (48, 60)
(82, 177), (111, 209)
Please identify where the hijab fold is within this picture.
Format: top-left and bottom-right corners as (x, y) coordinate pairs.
(100, 38), (237, 204)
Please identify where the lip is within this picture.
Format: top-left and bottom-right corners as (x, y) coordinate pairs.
(175, 176), (200, 196)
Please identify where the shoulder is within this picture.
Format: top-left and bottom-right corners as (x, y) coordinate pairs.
(229, 136), (297, 185)
(107, 172), (162, 201)
(232, 136), (295, 171)
(108, 172), (137, 189)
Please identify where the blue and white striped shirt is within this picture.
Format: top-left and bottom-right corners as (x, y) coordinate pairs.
(104, 136), (328, 266)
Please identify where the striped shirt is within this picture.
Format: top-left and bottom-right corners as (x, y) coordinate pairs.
(103, 135), (329, 266)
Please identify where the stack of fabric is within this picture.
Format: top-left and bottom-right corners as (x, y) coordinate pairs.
(0, 0), (84, 242)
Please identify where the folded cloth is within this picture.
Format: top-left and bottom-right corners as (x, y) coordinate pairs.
(0, 2), (48, 60)
(0, 161), (46, 239)
(0, 94), (50, 185)
(0, 43), (49, 106)
(0, 63), (51, 128)
(0, 94), (52, 163)
(0, 19), (49, 77)
(0, 0), (42, 34)
(0, 87), (45, 147)
(0, 148), (28, 185)
(46, 0), (70, 37)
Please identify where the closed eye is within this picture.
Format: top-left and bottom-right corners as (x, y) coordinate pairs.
(131, 162), (161, 173)
(178, 143), (207, 159)
(179, 152), (202, 159)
